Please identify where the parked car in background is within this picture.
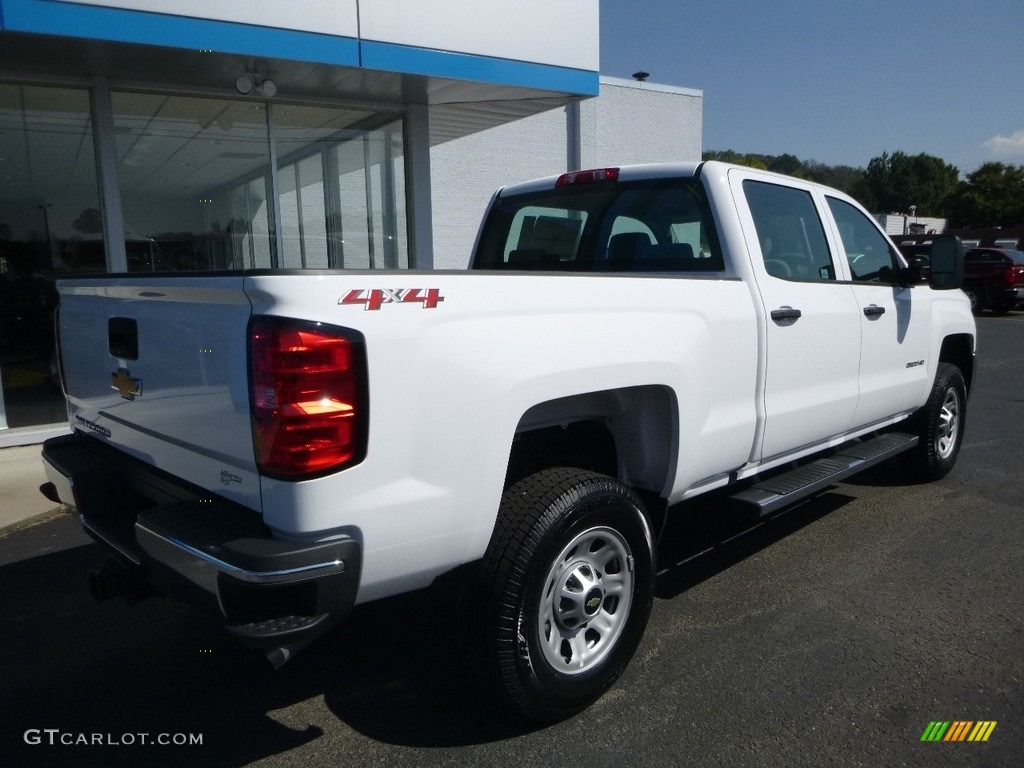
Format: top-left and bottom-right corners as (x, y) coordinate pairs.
(898, 243), (1024, 314)
(962, 248), (1024, 313)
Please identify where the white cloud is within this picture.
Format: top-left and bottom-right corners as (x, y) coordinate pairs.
(982, 130), (1024, 157)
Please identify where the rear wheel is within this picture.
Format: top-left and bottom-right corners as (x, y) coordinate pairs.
(467, 468), (655, 721)
(899, 363), (967, 481)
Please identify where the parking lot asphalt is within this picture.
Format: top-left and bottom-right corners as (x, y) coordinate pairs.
(1, 313), (1021, 768)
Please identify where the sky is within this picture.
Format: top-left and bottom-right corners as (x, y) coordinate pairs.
(599, 0), (1024, 175)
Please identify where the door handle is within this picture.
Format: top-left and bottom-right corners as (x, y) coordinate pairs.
(770, 307), (802, 321)
(863, 305), (886, 318)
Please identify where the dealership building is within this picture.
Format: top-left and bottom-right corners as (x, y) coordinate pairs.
(0, 0), (702, 446)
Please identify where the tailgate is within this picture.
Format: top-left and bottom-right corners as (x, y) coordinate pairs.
(57, 276), (260, 511)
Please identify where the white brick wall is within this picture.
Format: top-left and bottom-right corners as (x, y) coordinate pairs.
(580, 79), (702, 169)
(430, 107), (568, 270)
(430, 78), (703, 269)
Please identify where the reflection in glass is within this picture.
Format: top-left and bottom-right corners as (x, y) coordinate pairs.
(110, 92), (275, 270)
(107, 94), (409, 272)
(0, 84), (103, 428)
(0, 87), (410, 434)
(272, 104), (407, 270)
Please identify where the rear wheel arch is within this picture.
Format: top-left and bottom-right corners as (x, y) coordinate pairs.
(507, 385), (678, 497)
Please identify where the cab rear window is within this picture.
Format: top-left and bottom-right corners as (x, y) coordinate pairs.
(473, 178), (723, 273)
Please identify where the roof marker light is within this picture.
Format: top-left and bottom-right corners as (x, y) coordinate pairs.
(556, 167), (620, 187)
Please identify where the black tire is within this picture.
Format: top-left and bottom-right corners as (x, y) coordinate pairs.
(899, 363), (967, 481)
(467, 467), (655, 721)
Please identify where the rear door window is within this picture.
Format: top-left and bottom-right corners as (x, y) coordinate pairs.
(742, 180), (836, 281)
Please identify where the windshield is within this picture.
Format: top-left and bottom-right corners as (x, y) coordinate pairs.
(1009, 250), (1024, 265)
(473, 177), (723, 273)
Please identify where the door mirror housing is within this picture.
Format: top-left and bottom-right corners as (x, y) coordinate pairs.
(928, 235), (964, 290)
(904, 256), (929, 284)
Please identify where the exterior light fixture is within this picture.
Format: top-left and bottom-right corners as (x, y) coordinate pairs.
(235, 74), (277, 98)
(235, 75), (255, 95)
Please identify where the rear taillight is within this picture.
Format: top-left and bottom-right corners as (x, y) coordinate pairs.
(249, 316), (367, 478)
(1005, 266), (1020, 285)
(556, 167), (620, 187)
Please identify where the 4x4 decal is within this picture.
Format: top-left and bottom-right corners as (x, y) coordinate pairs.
(339, 288), (445, 310)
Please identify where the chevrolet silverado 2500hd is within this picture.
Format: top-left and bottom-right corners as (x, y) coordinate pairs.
(41, 162), (975, 721)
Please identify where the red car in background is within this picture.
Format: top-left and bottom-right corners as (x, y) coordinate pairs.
(899, 243), (1024, 314)
(962, 248), (1024, 313)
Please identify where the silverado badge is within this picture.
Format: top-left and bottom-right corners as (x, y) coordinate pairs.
(111, 367), (142, 400)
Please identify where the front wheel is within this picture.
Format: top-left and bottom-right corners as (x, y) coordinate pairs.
(899, 363), (967, 481)
(963, 288), (980, 314)
(467, 468), (655, 721)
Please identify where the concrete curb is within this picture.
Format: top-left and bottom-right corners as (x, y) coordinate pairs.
(0, 506), (69, 538)
(0, 445), (65, 533)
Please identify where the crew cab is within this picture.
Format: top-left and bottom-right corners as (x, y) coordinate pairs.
(41, 162), (975, 721)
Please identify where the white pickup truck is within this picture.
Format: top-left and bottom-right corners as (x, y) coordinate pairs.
(41, 161), (975, 721)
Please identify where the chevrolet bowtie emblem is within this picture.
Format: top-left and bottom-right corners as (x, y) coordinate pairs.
(112, 367), (142, 400)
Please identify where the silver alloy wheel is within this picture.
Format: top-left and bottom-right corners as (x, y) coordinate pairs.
(935, 386), (961, 460)
(537, 526), (634, 675)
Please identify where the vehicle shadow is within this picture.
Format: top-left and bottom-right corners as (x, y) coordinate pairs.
(0, 516), (535, 767)
(655, 488), (855, 600)
(0, 489), (856, 763)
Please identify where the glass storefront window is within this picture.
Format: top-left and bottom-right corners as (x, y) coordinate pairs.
(110, 93), (276, 270)
(107, 94), (409, 273)
(0, 84), (104, 429)
(1, 86), (410, 434)
(272, 104), (408, 270)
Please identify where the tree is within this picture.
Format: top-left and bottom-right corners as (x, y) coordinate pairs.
(947, 162), (1024, 228)
(802, 162), (871, 203)
(702, 150), (869, 202)
(72, 207), (104, 234)
(863, 151), (959, 216)
(767, 153), (802, 176)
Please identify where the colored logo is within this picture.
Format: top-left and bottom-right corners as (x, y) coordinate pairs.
(920, 721), (997, 742)
(339, 288), (445, 310)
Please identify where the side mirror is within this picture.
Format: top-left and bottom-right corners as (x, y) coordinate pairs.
(928, 235), (964, 290)
(906, 256), (929, 284)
